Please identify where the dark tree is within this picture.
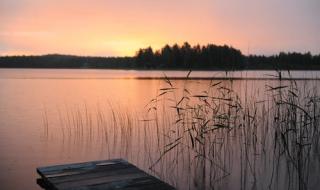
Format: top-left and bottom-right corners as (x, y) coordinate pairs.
(1, 43), (319, 70)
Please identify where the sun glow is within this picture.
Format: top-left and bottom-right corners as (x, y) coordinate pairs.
(1, 0), (319, 56)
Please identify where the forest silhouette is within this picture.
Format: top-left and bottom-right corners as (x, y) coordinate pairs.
(1, 42), (319, 70)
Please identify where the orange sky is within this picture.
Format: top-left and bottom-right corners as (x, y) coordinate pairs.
(1, 0), (319, 56)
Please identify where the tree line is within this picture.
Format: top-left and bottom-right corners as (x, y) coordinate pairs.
(0, 54), (135, 69)
(135, 42), (243, 69)
(0, 42), (319, 70)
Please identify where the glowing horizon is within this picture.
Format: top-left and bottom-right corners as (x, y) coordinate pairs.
(1, 0), (319, 56)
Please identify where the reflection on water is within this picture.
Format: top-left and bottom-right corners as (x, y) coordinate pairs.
(0, 69), (319, 189)
(0, 68), (319, 79)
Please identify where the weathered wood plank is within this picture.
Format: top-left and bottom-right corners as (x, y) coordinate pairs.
(37, 159), (126, 177)
(55, 172), (149, 189)
(48, 166), (140, 184)
(63, 177), (175, 190)
(42, 162), (135, 179)
(37, 159), (176, 190)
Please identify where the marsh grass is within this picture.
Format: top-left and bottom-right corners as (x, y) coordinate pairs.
(43, 71), (320, 190)
(145, 71), (320, 190)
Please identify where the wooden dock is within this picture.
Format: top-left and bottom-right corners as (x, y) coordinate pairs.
(37, 159), (176, 190)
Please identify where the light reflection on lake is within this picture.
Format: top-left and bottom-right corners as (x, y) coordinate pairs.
(0, 69), (319, 190)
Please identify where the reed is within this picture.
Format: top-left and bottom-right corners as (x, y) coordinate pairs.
(43, 71), (320, 190)
(145, 71), (320, 190)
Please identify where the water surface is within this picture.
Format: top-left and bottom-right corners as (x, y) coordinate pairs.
(0, 69), (319, 190)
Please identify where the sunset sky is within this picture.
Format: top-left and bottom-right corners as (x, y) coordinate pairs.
(1, 0), (319, 56)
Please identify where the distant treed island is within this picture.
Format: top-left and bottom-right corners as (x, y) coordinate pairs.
(1, 42), (320, 70)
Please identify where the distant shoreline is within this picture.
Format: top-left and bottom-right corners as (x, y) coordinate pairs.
(1, 68), (319, 81)
(1, 43), (319, 70)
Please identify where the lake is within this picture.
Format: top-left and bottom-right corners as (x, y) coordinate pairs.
(0, 69), (319, 190)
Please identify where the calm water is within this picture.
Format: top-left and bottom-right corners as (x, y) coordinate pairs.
(0, 69), (319, 190)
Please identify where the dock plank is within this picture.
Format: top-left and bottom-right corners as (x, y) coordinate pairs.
(49, 166), (140, 184)
(37, 159), (175, 190)
(37, 159), (126, 177)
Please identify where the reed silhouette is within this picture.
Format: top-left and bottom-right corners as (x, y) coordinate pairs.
(43, 71), (320, 190)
